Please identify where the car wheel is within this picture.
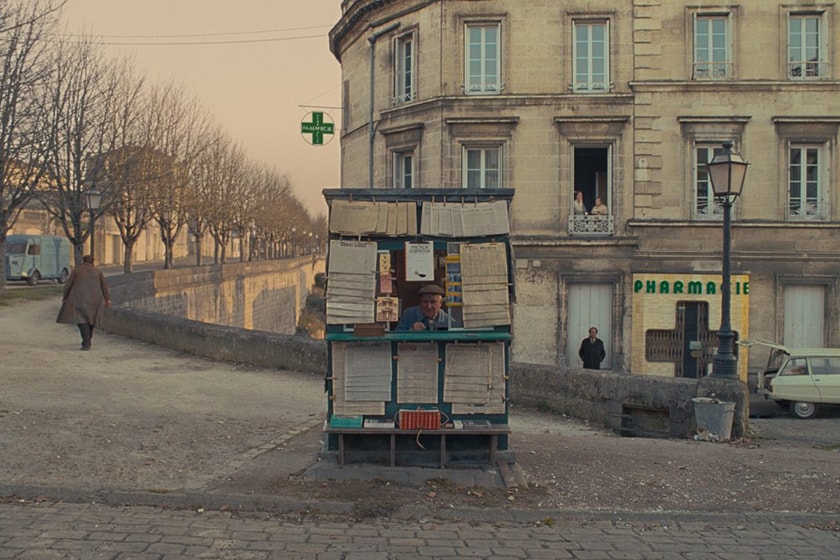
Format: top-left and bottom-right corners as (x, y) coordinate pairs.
(790, 401), (817, 419)
(58, 268), (69, 284)
(26, 271), (40, 286)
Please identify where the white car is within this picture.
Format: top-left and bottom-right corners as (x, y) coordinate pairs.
(739, 339), (840, 419)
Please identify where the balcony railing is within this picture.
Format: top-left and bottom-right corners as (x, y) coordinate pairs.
(788, 60), (829, 79)
(692, 62), (732, 80)
(568, 215), (614, 236)
(788, 200), (824, 220)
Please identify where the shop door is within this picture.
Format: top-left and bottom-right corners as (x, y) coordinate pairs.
(784, 285), (825, 348)
(680, 302), (717, 378)
(567, 283), (612, 369)
(646, 301), (719, 378)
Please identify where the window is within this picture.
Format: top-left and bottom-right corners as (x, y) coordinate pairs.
(393, 150), (414, 189)
(788, 13), (827, 79)
(694, 144), (725, 219)
(569, 146), (613, 235)
(465, 23), (501, 94)
(693, 14), (730, 79)
(573, 21), (609, 92)
(463, 146), (501, 188)
(788, 144), (824, 219)
(393, 32), (415, 105)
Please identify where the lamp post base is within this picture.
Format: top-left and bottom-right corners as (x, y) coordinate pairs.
(711, 330), (739, 379)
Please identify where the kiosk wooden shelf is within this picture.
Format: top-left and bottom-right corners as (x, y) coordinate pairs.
(322, 188), (515, 467)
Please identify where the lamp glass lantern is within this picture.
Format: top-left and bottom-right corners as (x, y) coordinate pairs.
(86, 189), (102, 211)
(707, 143), (748, 200)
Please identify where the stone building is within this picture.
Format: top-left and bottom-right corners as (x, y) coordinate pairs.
(329, 0), (840, 378)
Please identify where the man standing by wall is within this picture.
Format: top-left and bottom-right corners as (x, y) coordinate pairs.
(579, 327), (606, 369)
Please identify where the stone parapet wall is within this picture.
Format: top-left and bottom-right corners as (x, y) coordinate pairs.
(106, 257), (322, 334)
(104, 306), (326, 374)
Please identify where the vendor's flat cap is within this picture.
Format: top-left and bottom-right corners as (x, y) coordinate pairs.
(418, 284), (445, 295)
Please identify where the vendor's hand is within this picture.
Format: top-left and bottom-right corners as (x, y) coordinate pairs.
(411, 322), (426, 331)
(105, 299), (111, 308)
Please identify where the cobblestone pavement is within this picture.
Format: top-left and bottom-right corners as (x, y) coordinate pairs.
(2, 500), (838, 559)
(2, 297), (840, 558)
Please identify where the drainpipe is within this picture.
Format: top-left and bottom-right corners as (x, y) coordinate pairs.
(368, 22), (400, 188)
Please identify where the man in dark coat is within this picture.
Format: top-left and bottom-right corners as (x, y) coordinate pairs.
(579, 326), (606, 369)
(56, 255), (111, 350)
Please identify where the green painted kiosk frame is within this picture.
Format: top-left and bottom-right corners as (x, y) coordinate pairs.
(322, 188), (515, 467)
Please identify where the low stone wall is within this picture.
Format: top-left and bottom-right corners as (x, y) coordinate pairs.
(103, 259), (748, 440)
(104, 306), (326, 374)
(509, 363), (748, 439)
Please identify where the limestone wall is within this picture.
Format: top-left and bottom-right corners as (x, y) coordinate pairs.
(106, 257), (323, 334)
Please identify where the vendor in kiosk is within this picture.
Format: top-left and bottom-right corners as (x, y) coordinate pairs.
(395, 284), (451, 331)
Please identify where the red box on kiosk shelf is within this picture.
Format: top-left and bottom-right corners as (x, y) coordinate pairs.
(398, 410), (441, 430)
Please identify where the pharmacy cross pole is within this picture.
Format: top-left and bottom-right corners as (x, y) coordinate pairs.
(300, 111), (335, 145)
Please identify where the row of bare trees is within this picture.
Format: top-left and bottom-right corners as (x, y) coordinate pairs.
(0, 0), (323, 292)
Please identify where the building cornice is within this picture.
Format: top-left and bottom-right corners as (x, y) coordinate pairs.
(677, 116), (752, 124)
(629, 80), (840, 93)
(626, 219), (840, 229)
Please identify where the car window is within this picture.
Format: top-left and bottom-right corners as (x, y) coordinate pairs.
(779, 358), (808, 376)
(814, 357), (840, 374)
(767, 349), (786, 373)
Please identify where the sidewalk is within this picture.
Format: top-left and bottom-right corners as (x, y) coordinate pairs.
(2, 500), (837, 559)
(1, 297), (839, 558)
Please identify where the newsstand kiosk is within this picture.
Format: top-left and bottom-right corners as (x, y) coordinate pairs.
(322, 188), (515, 468)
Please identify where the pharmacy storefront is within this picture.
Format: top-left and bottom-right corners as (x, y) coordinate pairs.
(631, 273), (750, 380)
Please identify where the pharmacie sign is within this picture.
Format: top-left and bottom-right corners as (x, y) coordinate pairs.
(633, 276), (749, 296)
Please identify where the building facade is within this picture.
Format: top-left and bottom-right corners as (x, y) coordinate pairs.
(329, 0), (840, 378)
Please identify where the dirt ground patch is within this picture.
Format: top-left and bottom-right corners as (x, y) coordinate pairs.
(2, 296), (840, 522)
(204, 411), (840, 521)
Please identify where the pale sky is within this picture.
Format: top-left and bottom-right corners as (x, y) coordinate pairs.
(60, 0), (343, 217)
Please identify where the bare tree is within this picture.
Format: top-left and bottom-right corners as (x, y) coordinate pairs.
(144, 82), (211, 269)
(97, 61), (153, 273)
(0, 0), (62, 290)
(36, 39), (129, 265)
(185, 126), (227, 266)
(249, 165), (292, 260)
(189, 129), (246, 264)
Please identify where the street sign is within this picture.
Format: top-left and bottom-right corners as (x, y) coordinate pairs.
(301, 111), (335, 145)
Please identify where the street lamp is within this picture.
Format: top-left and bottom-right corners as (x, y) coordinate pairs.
(706, 142), (749, 379)
(85, 189), (102, 262)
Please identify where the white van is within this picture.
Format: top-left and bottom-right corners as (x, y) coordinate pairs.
(739, 338), (840, 419)
(5, 234), (73, 285)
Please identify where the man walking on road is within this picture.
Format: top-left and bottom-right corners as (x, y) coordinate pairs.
(56, 254), (111, 350)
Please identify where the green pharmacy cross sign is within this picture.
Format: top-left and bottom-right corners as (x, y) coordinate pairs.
(301, 111), (335, 145)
